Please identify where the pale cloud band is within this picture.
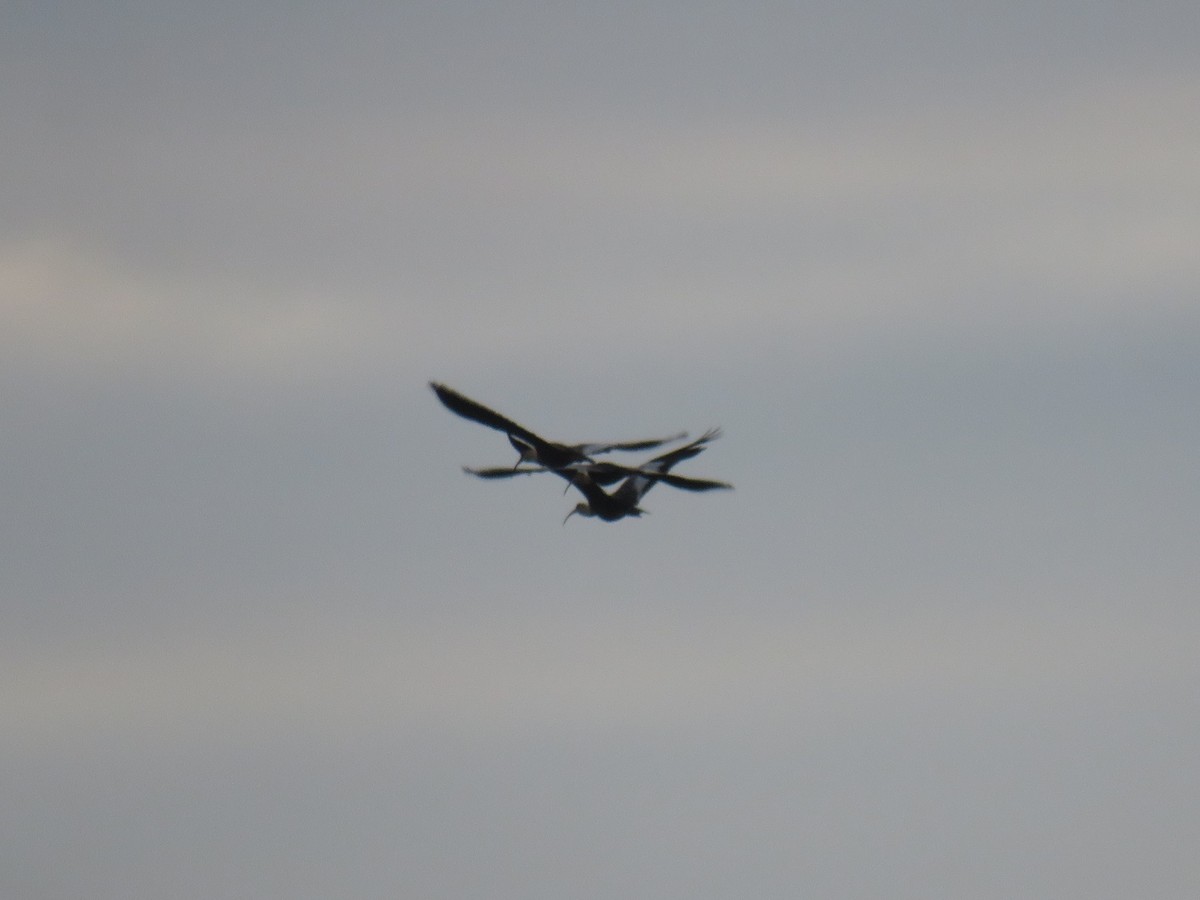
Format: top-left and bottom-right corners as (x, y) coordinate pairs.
(4, 75), (1197, 384)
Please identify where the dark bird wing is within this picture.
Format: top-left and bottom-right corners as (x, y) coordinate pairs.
(639, 427), (721, 471)
(614, 427), (724, 504)
(467, 462), (631, 487)
(430, 382), (547, 450)
(575, 431), (688, 455)
(563, 460), (730, 491)
(462, 466), (546, 479)
(651, 472), (732, 492)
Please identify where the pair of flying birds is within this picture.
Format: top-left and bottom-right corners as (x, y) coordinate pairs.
(430, 382), (731, 523)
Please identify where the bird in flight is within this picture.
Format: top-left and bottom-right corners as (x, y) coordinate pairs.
(430, 381), (686, 470)
(560, 428), (729, 523)
(431, 382), (730, 523)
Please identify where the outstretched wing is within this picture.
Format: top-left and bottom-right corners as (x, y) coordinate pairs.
(652, 472), (732, 492)
(564, 460), (730, 492)
(614, 427), (724, 504)
(639, 427), (722, 473)
(575, 431), (689, 455)
(465, 463), (632, 489)
(462, 466), (546, 479)
(430, 382), (546, 448)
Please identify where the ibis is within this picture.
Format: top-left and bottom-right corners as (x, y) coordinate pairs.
(561, 428), (730, 523)
(430, 382), (686, 470)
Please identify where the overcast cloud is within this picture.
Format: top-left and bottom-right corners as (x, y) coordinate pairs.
(3, 2), (1199, 898)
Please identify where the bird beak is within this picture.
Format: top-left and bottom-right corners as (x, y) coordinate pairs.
(562, 508), (577, 526)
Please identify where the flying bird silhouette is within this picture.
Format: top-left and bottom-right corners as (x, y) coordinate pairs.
(560, 428), (730, 523)
(463, 461), (729, 493)
(430, 381), (686, 470)
(432, 382), (729, 523)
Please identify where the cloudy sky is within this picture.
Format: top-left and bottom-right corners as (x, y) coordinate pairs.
(3, 2), (1199, 897)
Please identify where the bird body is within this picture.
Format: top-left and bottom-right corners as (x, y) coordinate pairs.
(430, 381), (729, 524)
(562, 428), (728, 523)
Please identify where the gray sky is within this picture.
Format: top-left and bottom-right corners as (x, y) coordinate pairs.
(3, 2), (1199, 898)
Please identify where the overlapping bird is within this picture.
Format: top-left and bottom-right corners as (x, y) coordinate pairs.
(430, 382), (731, 523)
